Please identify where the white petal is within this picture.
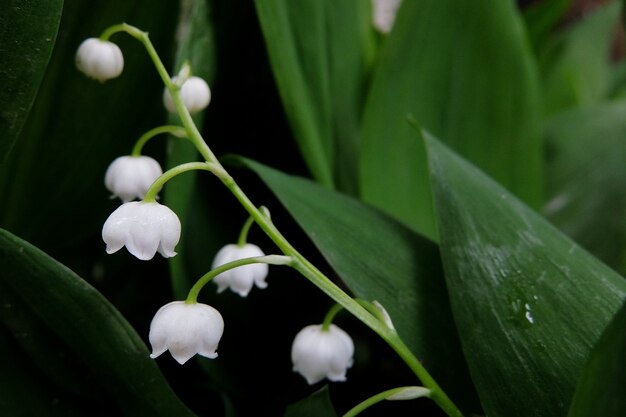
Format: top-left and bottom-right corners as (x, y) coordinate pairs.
(212, 244), (238, 268)
(148, 302), (224, 365)
(76, 38), (124, 82)
(104, 156), (162, 202)
(291, 324), (354, 384)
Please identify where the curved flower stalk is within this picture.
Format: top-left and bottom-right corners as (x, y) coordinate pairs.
(104, 155), (163, 202)
(212, 243), (269, 297)
(102, 201), (181, 260)
(149, 301), (224, 364)
(75, 38), (124, 82)
(291, 323), (355, 385)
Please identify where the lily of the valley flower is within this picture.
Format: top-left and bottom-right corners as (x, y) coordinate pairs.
(75, 38), (124, 82)
(149, 301), (224, 365)
(163, 76), (211, 114)
(291, 324), (355, 385)
(104, 155), (163, 202)
(102, 201), (181, 260)
(371, 0), (403, 34)
(211, 243), (269, 297)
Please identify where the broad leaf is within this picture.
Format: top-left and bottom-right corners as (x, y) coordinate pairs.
(539, 1), (621, 114)
(254, 0), (374, 192)
(523, 0), (571, 51)
(424, 134), (626, 417)
(0, 0), (63, 164)
(544, 101), (626, 275)
(0, 228), (195, 417)
(567, 300), (626, 416)
(233, 157), (481, 414)
(360, 0), (541, 240)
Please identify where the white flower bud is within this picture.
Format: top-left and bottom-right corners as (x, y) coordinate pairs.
(163, 76), (211, 114)
(104, 155), (163, 202)
(291, 324), (355, 385)
(75, 38), (124, 82)
(149, 301), (224, 365)
(211, 243), (269, 297)
(371, 0), (402, 34)
(102, 201), (181, 260)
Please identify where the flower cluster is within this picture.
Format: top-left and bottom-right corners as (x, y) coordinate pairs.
(77, 30), (356, 386)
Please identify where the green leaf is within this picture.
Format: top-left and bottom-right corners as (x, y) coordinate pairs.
(423, 134), (626, 417)
(567, 300), (626, 417)
(0, 228), (195, 417)
(254, 0), (374, 191)
(284, 386), (338, 417)
(539, 1), (621, 114)
(360, 0), (542, 240)
(522, 0), (572, 51)
(0, 323), (83, 416)
(0, 0), (63, 164)
(232, 156), (481, 414)
(544, 100), (626, 275)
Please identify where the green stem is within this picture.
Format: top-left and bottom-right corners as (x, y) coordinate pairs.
(186, 255), (292, 303)
(131, 125), (187, 156)
(322, 303), (343, 331)
(143, 162), (218, 202)
(237, 216), (255, 247)
(342, 386), (431, 417)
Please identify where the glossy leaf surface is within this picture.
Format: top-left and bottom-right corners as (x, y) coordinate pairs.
(424, 135), (626, 417)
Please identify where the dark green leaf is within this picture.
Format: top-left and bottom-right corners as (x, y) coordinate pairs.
(233, 156), (481, 414)
(567, 300), (626, 416)
(0, 323), (82, 417)
(254, 0), (375, 191)
(284, 386), (338, 417)
(0, 228), (195, 417)
(539, 1), (621, 114)
(523, 0), (571, 51)
(360, 0), (542, 240)
(0, 0), (63, 164)
(254, 0), (333, 187)
(544, 100), (626, 275)
(424, 134), (626, 417)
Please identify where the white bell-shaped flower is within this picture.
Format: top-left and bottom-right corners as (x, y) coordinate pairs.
(291, 324), (355, 385)
(211, 243), (269, 297)
(371, 0), (403, 34)
(102, 201), (181, 260)
(104, 155), (163, 202)
(163, 76), (211, 114)
(149, 301), (224, 365)
(75, 38), (124, 82)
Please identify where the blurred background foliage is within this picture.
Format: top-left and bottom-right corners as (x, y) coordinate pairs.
(2, 0), (626, 416)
